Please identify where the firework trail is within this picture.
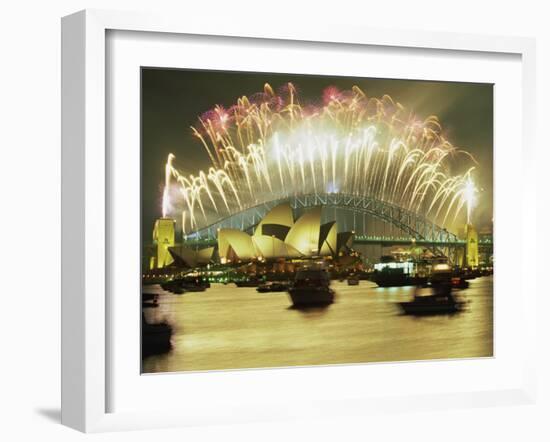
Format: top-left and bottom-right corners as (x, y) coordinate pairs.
(162, 83), (478, 233)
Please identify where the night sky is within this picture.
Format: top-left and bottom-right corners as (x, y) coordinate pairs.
(141, 68), (493, 244)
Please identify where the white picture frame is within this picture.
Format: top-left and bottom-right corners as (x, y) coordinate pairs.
(61, 9), (537, 433)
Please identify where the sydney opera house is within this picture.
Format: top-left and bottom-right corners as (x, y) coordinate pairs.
(164, 203), (354, 269)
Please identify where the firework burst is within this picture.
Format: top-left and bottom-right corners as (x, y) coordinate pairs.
(163, 83), (478, 233)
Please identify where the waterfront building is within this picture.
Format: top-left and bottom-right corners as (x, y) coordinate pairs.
(478, 227), (493, 267)
(217, 203), (354, 264)
(168, 245), (214, 268)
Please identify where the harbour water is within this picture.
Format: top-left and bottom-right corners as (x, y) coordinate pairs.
(142, 276), (493, 373)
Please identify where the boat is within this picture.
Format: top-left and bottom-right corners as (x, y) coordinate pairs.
(256, 281), (289, 293)
(373, 267), (427, 287)
(347, 274), (360, 286)
(142, 313), (172, 357)
(451, 276), (469, 289)
(161, 274), (210, 294)
(179, 275), (209, 292)
(461, 268), (481, 280)
(398, 294), (464, 315)
(288, 268), (334, 306)
(398, 284), (465, 316)
(142, 292), (159, 308)
(160, 279), (185, 294)
(235, 276), (261, 287)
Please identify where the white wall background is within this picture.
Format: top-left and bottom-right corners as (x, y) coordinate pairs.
(0, 1), (547, 440)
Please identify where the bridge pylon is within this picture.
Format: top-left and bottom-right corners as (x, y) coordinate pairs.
(462, 223), (479, 268)
(151, 217), (176, 269)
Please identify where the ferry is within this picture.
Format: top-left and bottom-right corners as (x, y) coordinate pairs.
(398, 292), (464, 315)
(398, 264), (466, 315)
(160, 273), (210, 294)
(372, 250), (455, 288)
(288, 268), (334, 306)
(398, 285), (465, 316)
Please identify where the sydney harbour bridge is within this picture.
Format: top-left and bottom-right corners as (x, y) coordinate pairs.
(149, 83), (491, 270)
(178, 192), (469, 266)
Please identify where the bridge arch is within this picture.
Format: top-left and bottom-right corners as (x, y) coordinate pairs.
(184, 193), (459, 244)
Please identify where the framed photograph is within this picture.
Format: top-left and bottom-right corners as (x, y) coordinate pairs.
(61, 9), (537, 432)
(140, 68), (495, 373)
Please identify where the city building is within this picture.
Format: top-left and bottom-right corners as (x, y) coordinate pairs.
(478, 226), (493, 267)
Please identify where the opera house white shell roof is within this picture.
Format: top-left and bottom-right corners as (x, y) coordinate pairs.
(217, 203), (353, 263)
(168, 245), (214, 268)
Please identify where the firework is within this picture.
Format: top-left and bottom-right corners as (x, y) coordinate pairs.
(163, 83), (478, 233)
(162, 153), (175, 218)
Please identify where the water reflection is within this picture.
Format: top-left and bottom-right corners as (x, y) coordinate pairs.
(142, 276), (493, 373)
(287, 304), (331, 315)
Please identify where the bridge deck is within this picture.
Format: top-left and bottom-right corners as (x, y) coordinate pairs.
(184, 193), (462, 244)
